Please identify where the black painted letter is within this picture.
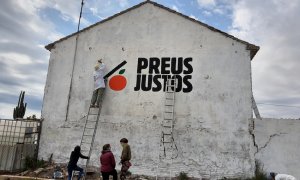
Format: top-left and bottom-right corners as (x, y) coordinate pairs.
(141, 74), (152, 91)
(152, 75), (162, 92)
(183, 57), (193, 74)
(137, 58), (148, 73)
(171, 57), (183, 74)
(134, 74), (141, 91)
(183, 75), (193, 93)
(149, 57), (160, 74)
(161, 57), (171, 74)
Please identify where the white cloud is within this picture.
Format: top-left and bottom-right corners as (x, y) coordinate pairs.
(172, 5), (179, 12)
(1, 53), (33, 65)
(203, 10), (212, 16)
(0, 103), (16, 119)
(229, 0), (300, 118)
(1, 0), (299, 120)
(0, 102), (41, 119)
(197, 0), (216, 8)
(196, 0), (233, 17)
(0, 0), (135, 120)
(189, 14), (199, 21)
(0, 0), (61, 119)
(48, 0), (82, 24)
(212, 8), (224, 15)
(86, 0), (130, 18)
(117, 0), (129, 8)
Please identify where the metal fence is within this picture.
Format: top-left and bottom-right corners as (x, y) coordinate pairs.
(0, 118), (42, 171)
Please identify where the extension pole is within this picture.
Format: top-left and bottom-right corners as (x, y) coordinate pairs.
(77, 0), (84, 32)
(65, 0), (85, 121)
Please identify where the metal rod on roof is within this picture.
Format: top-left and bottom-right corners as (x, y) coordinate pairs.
(77, 0), (85, 32)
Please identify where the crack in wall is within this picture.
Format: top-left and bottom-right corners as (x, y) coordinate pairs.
(249, 118), (259, 154)
(256, 132), (287, 154)
(251, 132), (259, 153)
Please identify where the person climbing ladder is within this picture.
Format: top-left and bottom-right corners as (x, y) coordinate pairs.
(91, 59), (106, 108)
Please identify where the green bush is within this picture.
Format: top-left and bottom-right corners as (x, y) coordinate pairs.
(177, 172), (189, 180)
(251, 161), (268, 180)
(24, 156), (45, 170)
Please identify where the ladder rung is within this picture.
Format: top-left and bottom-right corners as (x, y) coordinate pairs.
(166, 98), (174, 100)
(164, 111), (173, 113)
(165, 104), (173, 106)
(163, 133), (172, 135)
(83, 132), (93, 135)
(163, 141), (172, 143)
(164, 118), (173, 120)
(81, 141), (91, 144)
(84, 127), (95, 129)
(86, 120), (97, 123)
(163, 125), (172, 128)
(85, 123), (96, 125)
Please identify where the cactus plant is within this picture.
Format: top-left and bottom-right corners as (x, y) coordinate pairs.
(13, 91), (27, 119)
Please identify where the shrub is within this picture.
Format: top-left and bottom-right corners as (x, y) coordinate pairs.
(24, 156), (45, 170)
(251, 161), (268, 180)
(177, 172), (189, 180)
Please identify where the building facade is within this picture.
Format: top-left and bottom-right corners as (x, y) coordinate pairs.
(40, 1), (259, 179)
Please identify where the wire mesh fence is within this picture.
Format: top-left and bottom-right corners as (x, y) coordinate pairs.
(0, 118), (42, 171)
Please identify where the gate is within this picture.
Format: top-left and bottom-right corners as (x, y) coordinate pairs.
(0, 119), (42, 171)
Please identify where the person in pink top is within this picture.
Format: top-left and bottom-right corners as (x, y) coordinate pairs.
(100, 144), (117, 180)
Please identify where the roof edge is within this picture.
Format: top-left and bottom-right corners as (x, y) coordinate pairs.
(45, 0), (259, 60)
(45, 1), (149, 51)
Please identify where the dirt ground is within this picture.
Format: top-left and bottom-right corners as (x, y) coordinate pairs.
(0, 162), (201, 179)
(0, 163), (156, 180)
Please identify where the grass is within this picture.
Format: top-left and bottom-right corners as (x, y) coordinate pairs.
(24, 156), (46, 170)
(249, 161), (268, 180)
(223, 161), (268, 180)
(177, 172), (190, 180)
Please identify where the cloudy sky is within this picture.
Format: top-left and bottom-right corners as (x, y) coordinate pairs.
(0, 0), (299, 119)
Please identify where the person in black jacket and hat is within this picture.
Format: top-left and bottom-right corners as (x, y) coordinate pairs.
(67, 146), (89, 180)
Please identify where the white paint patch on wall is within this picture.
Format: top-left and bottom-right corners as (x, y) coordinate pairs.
(255, 118), (300, 179)
(40, 3), (256, 179)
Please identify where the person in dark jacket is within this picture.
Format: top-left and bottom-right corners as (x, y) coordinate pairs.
(67, 146), (89, 180)
(100, 144), (117, 180)
(119, 138), (131, 180)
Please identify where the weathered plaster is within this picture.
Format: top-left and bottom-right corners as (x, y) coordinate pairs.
(40, 3), (256, 179)
(254, 118), (300, 179)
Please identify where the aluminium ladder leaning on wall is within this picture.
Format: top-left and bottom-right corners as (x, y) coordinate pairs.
(72, 89), (106, 180)
(156, 77), (178, 180)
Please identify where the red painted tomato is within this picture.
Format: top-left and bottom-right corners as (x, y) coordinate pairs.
(109, 75), (127, 91)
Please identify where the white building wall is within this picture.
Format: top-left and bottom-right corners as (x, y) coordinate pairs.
(255, 118), (300, 179)
(40, 3), (255, 179)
